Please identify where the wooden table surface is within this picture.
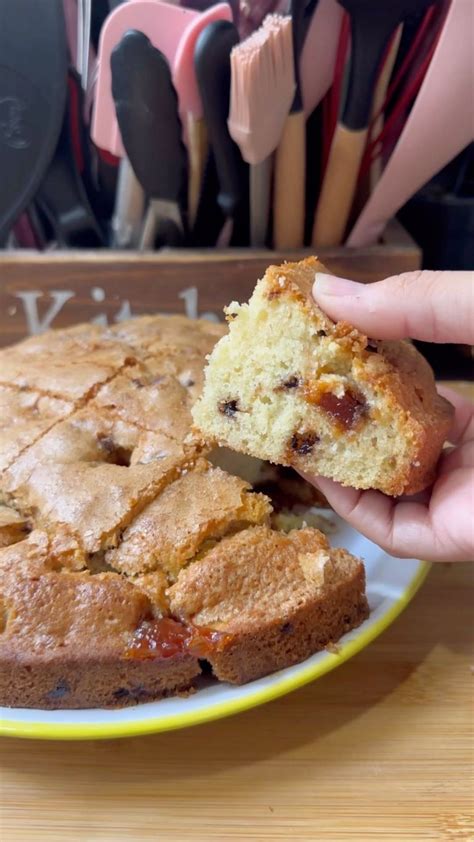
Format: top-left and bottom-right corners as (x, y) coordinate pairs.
(1, 385), (473, 842)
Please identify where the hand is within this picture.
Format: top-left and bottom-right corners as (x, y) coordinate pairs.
(306, 269), (474, 562)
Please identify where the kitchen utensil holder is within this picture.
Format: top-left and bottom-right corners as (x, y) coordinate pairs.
(0, 218), (420, 347)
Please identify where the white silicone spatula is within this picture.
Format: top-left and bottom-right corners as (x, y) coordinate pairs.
(348, 0), (473, 247)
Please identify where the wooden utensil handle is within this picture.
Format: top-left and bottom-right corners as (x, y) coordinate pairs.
(250, 157), (272, 248)
(370, 26), (403, 191)
(312, 123), (368, 247)
(111, 158), (145, 248)
(273, 110), (306, 250)
(187, 114), (208, 229)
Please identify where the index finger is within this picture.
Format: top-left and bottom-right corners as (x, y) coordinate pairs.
(312, 270), (474, 344)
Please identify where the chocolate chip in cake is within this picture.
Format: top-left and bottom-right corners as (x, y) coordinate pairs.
(131, 378), (145, 388)
(113, 684), (151, 702)
(317, 329), (327, 337)
(277, 375), (300, 391)
(46, 679), (71, 700)
(281, 622), (293, 635)
(98, 435), (132, 466)
(113, 687), (130, 701)
(179, 375), (195, 388)
(290, 431), (319, 455)
(130, 684), (150, 700)
(98, 435), (115, 454)
(318, 390), (367, 430)
(218, 399), (240, 417)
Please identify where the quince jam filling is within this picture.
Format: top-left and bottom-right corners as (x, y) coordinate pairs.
(317, 390), (367, 430)
(125, 617), (232, 660)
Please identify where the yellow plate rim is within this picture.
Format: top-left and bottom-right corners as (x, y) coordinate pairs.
(0, 561), (430, 741)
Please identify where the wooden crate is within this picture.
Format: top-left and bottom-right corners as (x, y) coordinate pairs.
(0, 220), (420, 347)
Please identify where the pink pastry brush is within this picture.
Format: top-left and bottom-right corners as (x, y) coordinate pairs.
(228, 14), (295, 246)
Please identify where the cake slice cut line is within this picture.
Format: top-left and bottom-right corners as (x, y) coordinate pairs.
(105, 458), (272, 580)
(0, 312), (370, 709)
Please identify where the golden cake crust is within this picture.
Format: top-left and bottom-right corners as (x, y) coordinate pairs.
(106, 459), (272, 580)
(0, 385), (73, 472)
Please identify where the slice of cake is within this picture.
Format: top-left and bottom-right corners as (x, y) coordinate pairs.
(167, 525), (368, 684)
(105, 459), (271, 580)
(0, 559), (199, 709)
(192, 257), (453, 496)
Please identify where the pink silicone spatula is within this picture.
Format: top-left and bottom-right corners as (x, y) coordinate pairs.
(92, 2), (231, 154)
(348, 0), (473, 247)
(92, 1), (198, 157)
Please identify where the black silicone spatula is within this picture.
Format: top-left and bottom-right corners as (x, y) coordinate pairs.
(111, 29), (188, 249)
(110, 32), (146, 250)
(312, 0), (439, 246)
(194, 19), (249, 247)
(0, 0), (68, 243)
(35, 75), (106, 248)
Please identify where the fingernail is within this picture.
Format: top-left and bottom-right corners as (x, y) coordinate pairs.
(313, 273), (362, 298)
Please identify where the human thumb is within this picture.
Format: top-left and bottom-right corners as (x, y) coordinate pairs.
(312, 270), (474, 343)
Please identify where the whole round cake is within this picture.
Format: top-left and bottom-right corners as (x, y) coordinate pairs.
(0, 315), (368, 709)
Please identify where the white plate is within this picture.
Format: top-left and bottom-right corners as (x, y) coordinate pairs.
(0, 518), (429, 740)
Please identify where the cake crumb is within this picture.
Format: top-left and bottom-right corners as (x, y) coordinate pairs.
(298, 551), (331, 587)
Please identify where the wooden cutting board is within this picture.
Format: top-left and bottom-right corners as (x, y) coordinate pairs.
(1, 560), (472, 841)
